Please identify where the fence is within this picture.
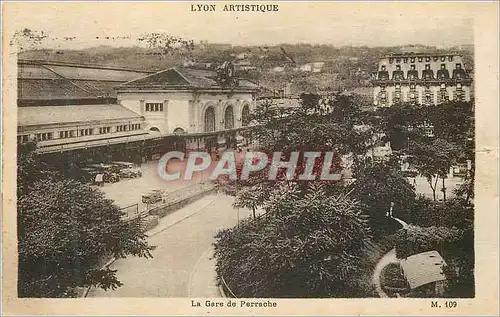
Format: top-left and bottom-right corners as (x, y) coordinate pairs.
(120, 203), (139, 219)
(122, 182), (215, 221)
(162, 182), (214, 204)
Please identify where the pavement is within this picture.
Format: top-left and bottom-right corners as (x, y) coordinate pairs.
(87, 193), (254, 297)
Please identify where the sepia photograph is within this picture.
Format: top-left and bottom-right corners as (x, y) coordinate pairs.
(1, 1), (498, 316)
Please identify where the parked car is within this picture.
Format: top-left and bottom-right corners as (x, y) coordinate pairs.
(78, 167), (100, 184)
(142, 189), (163, 204)
(88, 164), (121, 183)
(111, 161), (142, 178)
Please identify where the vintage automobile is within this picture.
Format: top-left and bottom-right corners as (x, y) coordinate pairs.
(78, 167), (100, 184)
(88, 164), (121, 183)
(111, 161), (143, 178)
(142, 189), (163, 204)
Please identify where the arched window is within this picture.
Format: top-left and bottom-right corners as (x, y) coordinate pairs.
(173, 127), (185, 135)
(224, 105), (234, 129)
(241, 104), (250, 127)
(204, 107), (216, 132)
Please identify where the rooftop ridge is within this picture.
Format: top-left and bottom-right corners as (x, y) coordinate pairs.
(18, 59), (154, 73)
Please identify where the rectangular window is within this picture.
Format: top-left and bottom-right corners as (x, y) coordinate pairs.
(418, 57), (423, 62)
(80, 128), (93, 136)
(426, 57), (431, 62)
(441, 56), (446, 62)
(403, 57), (408, 63)
(17, 135), (29, 143)
(116, 125), (127, 132)
(59, 130), (76, 139)
(145, 102), (164, 112)
(35, 132), (53, 141)
(448, 56), (453, 62)
(99, 127), (111, 134)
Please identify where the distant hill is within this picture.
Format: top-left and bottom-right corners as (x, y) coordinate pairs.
(19, 44), (474, 95)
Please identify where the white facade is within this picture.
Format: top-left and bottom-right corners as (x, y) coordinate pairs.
(117, 91), (255, 136)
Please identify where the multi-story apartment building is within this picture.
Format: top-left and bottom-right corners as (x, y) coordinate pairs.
(371, 52), (473, 107)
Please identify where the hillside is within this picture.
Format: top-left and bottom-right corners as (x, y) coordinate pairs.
(19, 43), (474, 95)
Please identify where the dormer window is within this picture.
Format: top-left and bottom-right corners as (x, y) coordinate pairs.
(418, 57), (423, 62)
(433, 56), (439, 61)
(410, 57), (415, 63)
(441, 56), (446, 62)
(425, 57), (431, 62)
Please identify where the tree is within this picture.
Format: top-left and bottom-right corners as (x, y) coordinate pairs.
(10, 28), (48, 51)
(352, 159), (416, 237)
(410, 138), (460, 201)
(17, 143), (155, 297)
(216, 93), (372, 219)
(394, 225), (463, 259)
(137, 32), (195, 57)
(213, 184), (374, 297)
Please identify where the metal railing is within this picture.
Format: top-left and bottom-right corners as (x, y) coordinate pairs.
(122, 182), (215, 221)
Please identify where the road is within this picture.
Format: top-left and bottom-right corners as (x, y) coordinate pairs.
(88, 193), (254, 298)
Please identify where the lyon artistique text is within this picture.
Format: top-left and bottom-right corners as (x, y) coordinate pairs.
(190, 4), (279, 12)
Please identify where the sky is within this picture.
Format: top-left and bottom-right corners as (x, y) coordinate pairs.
(4, 2), (476, 50)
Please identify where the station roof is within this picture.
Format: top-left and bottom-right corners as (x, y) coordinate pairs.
(18, 60), (152, 101)
(18, 104), (143, 127)
(400, 250), (447, 289)
(117, 67), (259, 91)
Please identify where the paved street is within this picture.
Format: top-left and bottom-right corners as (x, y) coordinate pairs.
(88, 193), (255, 297)
(94, 159), (214, 214)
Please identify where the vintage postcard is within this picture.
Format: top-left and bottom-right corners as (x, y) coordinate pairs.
(2, 1), (499, 316)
